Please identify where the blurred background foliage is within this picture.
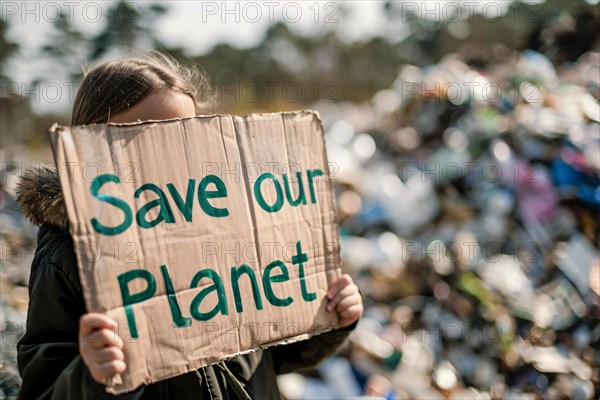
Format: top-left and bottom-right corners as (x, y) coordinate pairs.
(1, 0), (598, 156)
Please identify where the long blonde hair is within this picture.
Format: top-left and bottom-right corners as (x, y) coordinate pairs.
(71, 52), (212, 125)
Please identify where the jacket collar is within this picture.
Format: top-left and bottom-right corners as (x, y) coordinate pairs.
(16, 167), (69, 230)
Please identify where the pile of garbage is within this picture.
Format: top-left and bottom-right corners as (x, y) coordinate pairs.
(276, 48), (598, 399)
(0, 156), (36, 399)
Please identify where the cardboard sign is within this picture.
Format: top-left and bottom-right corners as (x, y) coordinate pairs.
(49, 111), (341, 394)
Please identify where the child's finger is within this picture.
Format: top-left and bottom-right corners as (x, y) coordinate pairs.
(327, 274), (352, 299)
(87, 328), (123, 350)
(326, 285), (355, 311)
(340, 304), (362, 319)
(335, 294), (359, 313)
(95, 360), (126, 379)
(339, 305), (363, 327)
(90, 346), (125, 364)
(80, 313), (117, 330)
(80, 313), (117, 337)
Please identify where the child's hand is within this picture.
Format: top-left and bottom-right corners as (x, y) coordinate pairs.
(326, 274), (363, 328)
(79, 313), (126, 385)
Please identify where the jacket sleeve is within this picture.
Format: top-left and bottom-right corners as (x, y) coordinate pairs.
(16, 240), (143, 400)
(270, 321), (357, 375)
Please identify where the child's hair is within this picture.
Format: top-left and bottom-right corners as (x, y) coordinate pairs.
(71, 51), (212, 125)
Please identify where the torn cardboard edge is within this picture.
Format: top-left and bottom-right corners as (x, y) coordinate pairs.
(48, 110), (326, 130)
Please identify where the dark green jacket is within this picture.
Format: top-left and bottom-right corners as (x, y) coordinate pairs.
(16, 168), (355, 399)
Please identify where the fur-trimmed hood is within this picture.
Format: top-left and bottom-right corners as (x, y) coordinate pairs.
(16, 167), (68, 230)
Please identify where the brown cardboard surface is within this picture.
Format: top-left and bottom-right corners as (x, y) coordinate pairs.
(48, 111), (341, 394)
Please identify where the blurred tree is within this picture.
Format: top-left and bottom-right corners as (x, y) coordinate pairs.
(187, 22), (406, 113)
(39, 13), (88, 81)
(0, 19), (19, 82)
(383, 0), (598, 66)
(39, 1), (167, 82)
(1, 18), (34, 149)
(527, 2), (600, 64)
(1, 1), (169, 149)
(88, 1), (167, 60)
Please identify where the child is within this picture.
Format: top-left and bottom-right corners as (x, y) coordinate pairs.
(16, 53), (363, 399)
